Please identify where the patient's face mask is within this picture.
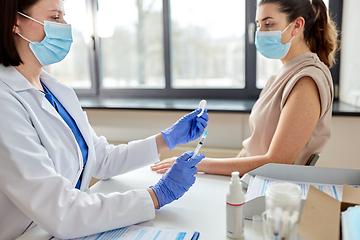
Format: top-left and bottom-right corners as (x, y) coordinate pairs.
(255, 22), (295, 59)
(17, 12), (73, 66)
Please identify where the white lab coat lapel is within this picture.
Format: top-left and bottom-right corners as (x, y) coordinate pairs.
(38, 91), (86, 187)
(40, 71), (95, 190)
(33, 81), (83, 176)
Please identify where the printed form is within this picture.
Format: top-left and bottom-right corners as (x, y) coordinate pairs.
(245, 175), (360, 202)
(56, 225), (198, 240)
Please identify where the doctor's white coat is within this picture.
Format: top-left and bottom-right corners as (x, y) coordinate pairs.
(0, 65), (160, 239)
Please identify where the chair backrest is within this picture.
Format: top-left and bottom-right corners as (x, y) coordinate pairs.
(305, 153), (319, 166)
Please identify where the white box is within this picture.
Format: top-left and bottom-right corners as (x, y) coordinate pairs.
(240, 163), (360, 220)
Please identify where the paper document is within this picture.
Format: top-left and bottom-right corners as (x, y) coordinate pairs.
(55, 225), (199, 240)
(245, 175), (360, 202)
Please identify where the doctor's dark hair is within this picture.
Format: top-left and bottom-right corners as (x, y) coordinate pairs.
(0, 0), (39, 67)
(258, 0), (338, 68)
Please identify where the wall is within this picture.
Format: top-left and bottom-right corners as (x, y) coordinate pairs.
(86, 109), (360, 170)
(339, 0), (360, 107)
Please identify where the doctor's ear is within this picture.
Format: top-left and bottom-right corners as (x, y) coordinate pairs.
(292, 17), (306, 37)
(13, 25), (20, 34)
(12, 15), (21, 34)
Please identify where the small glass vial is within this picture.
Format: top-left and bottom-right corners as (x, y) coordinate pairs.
(226, 171), (245, 239)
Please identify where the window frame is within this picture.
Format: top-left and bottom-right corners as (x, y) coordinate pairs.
(328, 0), (343, 100)
(74, 0), (342, 101)
(73, 0), (100, 97)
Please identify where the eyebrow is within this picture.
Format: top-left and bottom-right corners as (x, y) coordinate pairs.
(48, 10), (65, 15)
(256, 16), (274, 23)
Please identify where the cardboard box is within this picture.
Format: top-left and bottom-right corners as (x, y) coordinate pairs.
(240, 163), (360, 220)
(298, 184), (360, 240)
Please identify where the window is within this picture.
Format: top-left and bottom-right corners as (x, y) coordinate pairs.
(170, 0), (245, 89)
(46, 0), (92, 90)
(97, 0), (165, 89)
(54, 0), (341, 101)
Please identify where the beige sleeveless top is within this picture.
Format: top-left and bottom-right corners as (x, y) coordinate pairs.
(242, 52), (334, 165)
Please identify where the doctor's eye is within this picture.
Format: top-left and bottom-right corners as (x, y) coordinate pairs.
(51, 12), (62, 21)
(265, 23), (273, 28)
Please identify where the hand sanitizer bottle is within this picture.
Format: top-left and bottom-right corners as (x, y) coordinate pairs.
(226, 171), (245, 239)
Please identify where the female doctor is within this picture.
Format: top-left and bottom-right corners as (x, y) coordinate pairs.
(0, 0), (208, 239)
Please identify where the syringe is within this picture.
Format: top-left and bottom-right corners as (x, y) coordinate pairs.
(193, 130), (208, 155)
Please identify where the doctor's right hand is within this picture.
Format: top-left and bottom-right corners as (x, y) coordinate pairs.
(150, 151), (204, 209)
(161, 109), (208, 150)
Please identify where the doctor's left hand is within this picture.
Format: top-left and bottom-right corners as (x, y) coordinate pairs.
(161, 108), (208, 150)
(150, 151), (204, 209)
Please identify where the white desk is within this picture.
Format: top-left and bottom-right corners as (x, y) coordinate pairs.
(17, 166), (264, 240)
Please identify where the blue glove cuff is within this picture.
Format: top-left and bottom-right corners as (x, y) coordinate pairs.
(149, 185), (164, 209)
(150, 179), (178, 209)
(161, 130), (176, 150)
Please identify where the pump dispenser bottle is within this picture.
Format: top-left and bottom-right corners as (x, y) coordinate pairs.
(226, 171), (245, 239)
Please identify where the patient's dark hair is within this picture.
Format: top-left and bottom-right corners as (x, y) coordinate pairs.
(258, 0), (339, 68)
(0, 0), (39, 67)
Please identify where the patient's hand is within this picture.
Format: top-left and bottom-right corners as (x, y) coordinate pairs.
(151, 157), (177, 174)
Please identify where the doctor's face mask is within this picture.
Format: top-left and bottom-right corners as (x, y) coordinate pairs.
(17, 12), (73, 66)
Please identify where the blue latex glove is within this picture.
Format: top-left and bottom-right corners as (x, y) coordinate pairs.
(150, 151), (204, 209)
(161, 108), (209, 150)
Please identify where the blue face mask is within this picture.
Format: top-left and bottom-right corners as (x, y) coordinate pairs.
(17, 12), (73, 66)
(255, 23), (295, 59)
(342, 206), (360, 240)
